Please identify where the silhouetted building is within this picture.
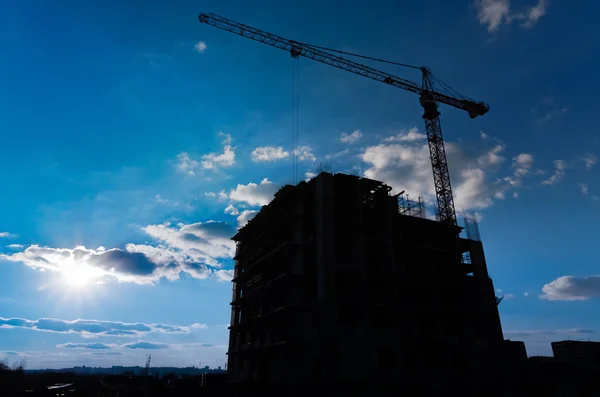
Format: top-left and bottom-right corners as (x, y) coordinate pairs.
(512, 355), (600, 396)
(227, 172), (509, 387)
(552, 340), (600, 369)
(503, 340), (528, 362)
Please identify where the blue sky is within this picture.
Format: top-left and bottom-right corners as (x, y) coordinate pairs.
(1, 0), (599, 368)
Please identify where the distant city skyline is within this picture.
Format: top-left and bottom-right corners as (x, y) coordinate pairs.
(23, 364), (227, 373)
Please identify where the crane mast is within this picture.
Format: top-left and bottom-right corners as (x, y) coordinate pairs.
(144, 354), (151, 376)
(420, 69), (456, 225)
(198, 13), (490, 226)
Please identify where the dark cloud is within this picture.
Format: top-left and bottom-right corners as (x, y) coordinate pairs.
(0, 245), (166, 283)
(504, 328), (595, 338)
(0, 317), (190, 336)
(185, 221), (236, 239)
(88, 249), (157, 276)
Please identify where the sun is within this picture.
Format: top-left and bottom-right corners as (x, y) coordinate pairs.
(62, 263), (101, 288)
(38, 260), (107, 305)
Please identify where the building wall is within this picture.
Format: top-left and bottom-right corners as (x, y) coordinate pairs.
(227, 173), (506, 385)
(552, 341), (600, 369)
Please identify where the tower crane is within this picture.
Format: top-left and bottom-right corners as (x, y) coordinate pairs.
(144, 354), (151, 376)
(198, 13), (489, 226)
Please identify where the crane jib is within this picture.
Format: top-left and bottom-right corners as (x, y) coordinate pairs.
(198, 12), (490, 227)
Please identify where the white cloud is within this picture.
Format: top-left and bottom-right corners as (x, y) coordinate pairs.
(194, 41), (207, 53)
(214, 269), (233, 282)
(478, 144), (505, 166)
(534, 105), (568, 124)
(175, 152), (200, 176)
(202, 150), (235, 169)
(520, 0), (548, 29)
(475, 0), (548, 32)
(384, 127), (426, 143)
(361, 143), (430, 194)
(204, 192), (216, 198)
(475, 0), (510, 32)
(494, 153), (535, 198)
(305, 171), (317, 181)
(218, 131), (232, 146)
(218, 190), (228, 201)
(202, 133), (235, 169)
(57, 342), (117, 349)
(251, 146), (289, 162)
(0, 221), (236, 285)
(580, 154), (597, 170)
(360, 138), (494, 211)
(7, 244), (24, 249)
(540, 275), (600, 301)
(0, 232), (15, 238)
(237, 210), (258, 228)
(542, 159), (567, 186)
(579, 183), (589, 196)
(339, 130), (363, 144)
(0, 317), (192, 337)
(480, 131), (489, 140)
(293, 146), (316, 161)
(155, 194), (169, 204)
(1, 245), (162, 284)
(454, 168), (492, 210)
(142, 221), (236, 266)
(523, 292), (530, 297)
(513, 192), (519, 198)
(493, 188), (507, 200)
(504, 293), (516, 299)
(324, 149), (350, 160)
(229, 178), (279, 207)
(64, 341), (172, 350)
(177, 133), (236, 174)
(224, 204), (239, 216)
(513, 153), (534, 178)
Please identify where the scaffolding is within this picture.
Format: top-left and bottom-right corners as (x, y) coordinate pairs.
(398, 193), (425, 219)
(361, 181), (392, 209)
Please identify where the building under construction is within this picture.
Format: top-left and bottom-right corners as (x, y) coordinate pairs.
(227, 172), (511, 387)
